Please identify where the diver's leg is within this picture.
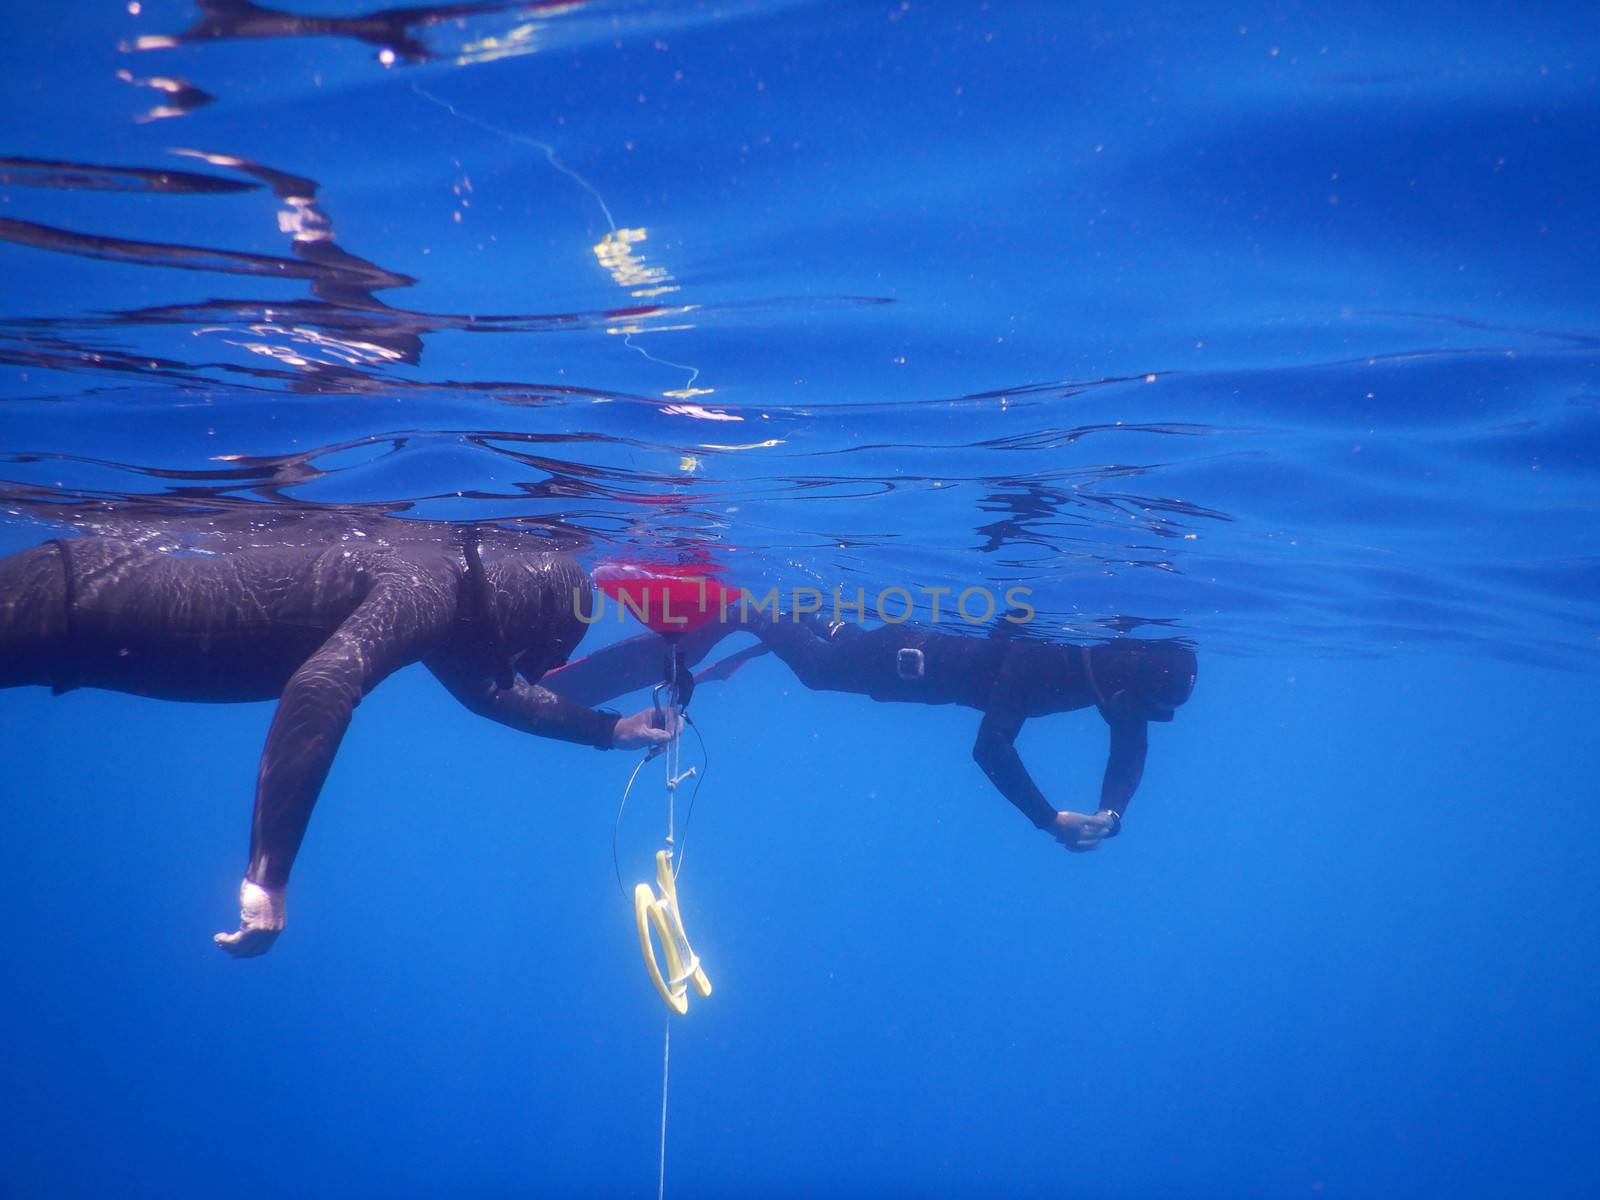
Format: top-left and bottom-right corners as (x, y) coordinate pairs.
(540, 620), (740, 705)
(750, 611), (867, 692)
(0, 543), (69, 689)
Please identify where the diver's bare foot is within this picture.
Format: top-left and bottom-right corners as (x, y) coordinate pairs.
(213, 880), (285, 958)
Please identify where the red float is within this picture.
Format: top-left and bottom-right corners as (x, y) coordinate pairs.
(594, 561), (740, 639)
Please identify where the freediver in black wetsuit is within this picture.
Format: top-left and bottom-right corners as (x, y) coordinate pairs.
(0, 535), (671, 957)
(545, 610), (1196, 851)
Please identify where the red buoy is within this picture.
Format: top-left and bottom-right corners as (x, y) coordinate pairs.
(594, 561), (740, 638)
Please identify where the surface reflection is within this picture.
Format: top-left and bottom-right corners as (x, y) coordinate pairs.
(0, 141), (832, 396)
(124, 0), (577, 65)
(0, 157), (246, 194)
(9, 0), (1579, 668)
(115, 68), (216, 121)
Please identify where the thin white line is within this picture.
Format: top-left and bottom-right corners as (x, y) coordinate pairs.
(410, 83), (616, 231)
(412, 82), (704, 395)
(658, 1018), (671, 1200)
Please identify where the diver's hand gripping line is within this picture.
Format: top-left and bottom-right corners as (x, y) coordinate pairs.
(634, 849), (712, 1015)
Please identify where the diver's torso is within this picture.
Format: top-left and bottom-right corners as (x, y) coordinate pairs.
(47, 539), (452, 701)
(828, 622), (1098, 717)
(816, 621), (1007, 707)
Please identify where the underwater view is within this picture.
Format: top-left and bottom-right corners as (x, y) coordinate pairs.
(1, 1), (1596, 1196)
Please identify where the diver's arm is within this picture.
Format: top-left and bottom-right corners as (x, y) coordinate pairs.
(973, 706), (1058, 829)
(1099, 717), (1149, 818)
(427, 655), (669, 750)
(973, 706), (1120, 852)
(217, 579), (448, 957)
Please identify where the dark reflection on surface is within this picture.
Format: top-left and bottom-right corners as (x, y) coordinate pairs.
(0, 141), (886, 395)
(128, 0), (579, 64)
(115, 69), (216, 121)
(0, 1), (1244, 650)
(0, 149), (638, 389)
(0, 139), (1238, 575)
(0, 215), (400, 286)
(1, 404), (1237, 564)
(0, 334), (260, 395)
(973, 478), (1232, 560)
(0, 157), (250, 194)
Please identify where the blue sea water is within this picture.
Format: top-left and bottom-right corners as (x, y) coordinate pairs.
(1, 1), (1597, 1197)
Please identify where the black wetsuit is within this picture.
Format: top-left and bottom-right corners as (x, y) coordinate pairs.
(545, 612), (1197, 833)
(0, 536), (617, 890)
(756, 618), (1127, 829)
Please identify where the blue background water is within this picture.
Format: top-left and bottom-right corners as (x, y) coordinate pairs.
(1, 2), (1596, 1197)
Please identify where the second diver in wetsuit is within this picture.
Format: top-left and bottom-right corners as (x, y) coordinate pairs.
(546, 609), (1197, 852)
(0, 533), (672, 957)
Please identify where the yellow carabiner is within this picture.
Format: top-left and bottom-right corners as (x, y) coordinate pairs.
(633, 850), (713, 1015)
